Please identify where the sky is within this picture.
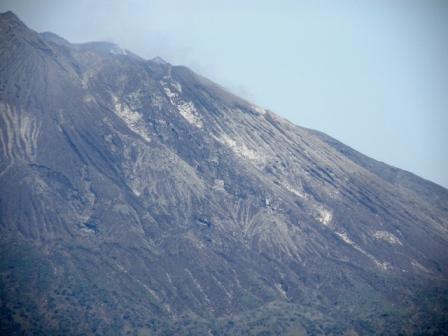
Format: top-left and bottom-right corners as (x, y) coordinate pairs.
(1, 0), (447, 187)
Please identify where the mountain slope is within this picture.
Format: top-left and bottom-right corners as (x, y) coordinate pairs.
(0, 11), (447, 335)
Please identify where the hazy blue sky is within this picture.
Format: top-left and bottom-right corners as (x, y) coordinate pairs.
(1, 0), (447, 187)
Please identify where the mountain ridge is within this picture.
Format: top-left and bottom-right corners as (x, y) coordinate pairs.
(0, 11), (447, 335)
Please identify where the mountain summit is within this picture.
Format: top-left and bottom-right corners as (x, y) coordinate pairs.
(0, 12), (447, 335)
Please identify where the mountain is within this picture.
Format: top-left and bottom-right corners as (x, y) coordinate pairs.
(0, 11), (447, 335)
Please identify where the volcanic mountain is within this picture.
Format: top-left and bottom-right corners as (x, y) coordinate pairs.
(0, 11), (447, 335)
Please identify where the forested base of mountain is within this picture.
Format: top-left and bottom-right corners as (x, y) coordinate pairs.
(1, 238), (447, 335)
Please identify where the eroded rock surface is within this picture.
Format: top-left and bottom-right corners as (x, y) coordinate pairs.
(1, 11), (447, 335)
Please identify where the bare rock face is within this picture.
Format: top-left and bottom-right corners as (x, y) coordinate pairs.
(1, 11), (447, 335)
